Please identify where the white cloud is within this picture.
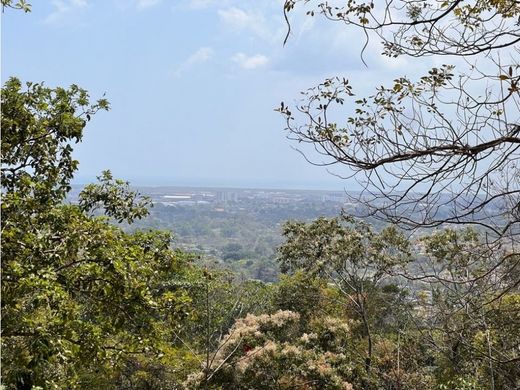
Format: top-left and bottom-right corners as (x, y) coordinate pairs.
(177, 0), (280, 11)
(173, 47), (214, 77)
(185, 0), (220, 9)
(44, 0), (87, 25)
(186, 47), (214, 64)
(218, 7), (270, 40)
(136, 0), (161, 10)
(231, 53), (269, 70)
(218, 7), (251, 27)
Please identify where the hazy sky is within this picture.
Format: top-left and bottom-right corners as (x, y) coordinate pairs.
(2, 0), (425, 189)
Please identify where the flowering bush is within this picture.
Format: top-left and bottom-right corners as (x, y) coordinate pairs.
(184, 310), (354, 389)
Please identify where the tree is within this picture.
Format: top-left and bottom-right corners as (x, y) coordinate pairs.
(273, 270), (333, 326)
(278, 0), (520, 238)
(277, 217), (411, 374)
(413, 228), (520, 388)
(275, 221), (520, 387)
(1, 0), (31, 12)
(282, 1), (520, 56)
(173, 267), (275, 390)
(184, 310), (355, 390)
(1, 78), (196, 388)
(278, 1), (520, 355)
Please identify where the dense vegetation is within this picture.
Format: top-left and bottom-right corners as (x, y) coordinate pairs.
(2, 1), (520, 389)
(3, 76), (519, 388)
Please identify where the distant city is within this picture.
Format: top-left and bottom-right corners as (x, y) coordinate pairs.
(68, 184), (500, 282)
(137, 186), (358, 208)
(69, 184), (361, 209)
(66, 185), (363, 281)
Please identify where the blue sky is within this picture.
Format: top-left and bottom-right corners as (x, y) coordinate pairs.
(2, 0), (421, 190)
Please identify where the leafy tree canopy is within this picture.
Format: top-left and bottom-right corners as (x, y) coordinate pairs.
(1, 78), (195, 389)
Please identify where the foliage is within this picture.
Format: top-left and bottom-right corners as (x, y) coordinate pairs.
(79, 170), (151, 223)
(276, 217), (520, 387)
(1, 78), (194, 389)
(1, 0), (30, 12)
(278, 216), (411, 277)
(278, 0), (520, 297)
(184, 311), (355, 390)
(5, 2), (520, 388)
(1, 78), (109, 207)
(3, 76), (518, 388)
(411, 228), (520, 388)
(282, 0), (520, 56)
(273, 271), (333, 325)
(277, 3), (520, 386)
(177, 268), (275, 356)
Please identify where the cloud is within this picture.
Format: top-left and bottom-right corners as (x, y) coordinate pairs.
(178, 0), (275, 11)
(218, 7), (251, 27)
(231, 53), (269, 70)
(173, 47), (214, 77)
(218, 7), (270, 40)
(185, 0), (220, 9)
(136, 0), (161, 10)
(44, 0), (87, 25)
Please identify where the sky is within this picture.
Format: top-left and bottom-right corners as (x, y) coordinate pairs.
(2, 0), (425, 190)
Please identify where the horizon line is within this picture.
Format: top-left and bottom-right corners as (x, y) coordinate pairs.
(71, 182), (356, 193)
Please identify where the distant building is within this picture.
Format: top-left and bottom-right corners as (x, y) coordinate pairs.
(163, 195), (191, 200)
(216, 191), (238, 202)
(321, 193), (346, 203)
(272, 197), (291, 204)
